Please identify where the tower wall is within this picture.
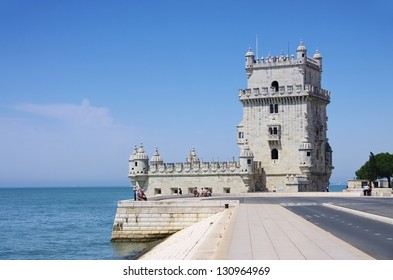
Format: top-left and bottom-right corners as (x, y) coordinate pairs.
(238, 42), (333, 192)
(145, 174), (248, 196)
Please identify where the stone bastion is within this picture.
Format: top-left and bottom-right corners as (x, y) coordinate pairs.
(111, 199), (238, 242)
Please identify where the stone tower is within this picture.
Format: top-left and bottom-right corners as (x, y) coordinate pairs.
(129, 143), (149, 189)
(237, 41), (333, 192)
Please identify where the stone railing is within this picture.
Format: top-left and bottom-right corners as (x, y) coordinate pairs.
(304, 84), (330, 99)
(249, 55), (321, 68)
(252, 54), (295, 66)
(239, 84), (330, 101)
(267, 134), (280, 141)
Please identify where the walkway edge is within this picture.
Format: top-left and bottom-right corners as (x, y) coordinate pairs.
(323, 203), (393, 225)
(213, 203), (239, 259)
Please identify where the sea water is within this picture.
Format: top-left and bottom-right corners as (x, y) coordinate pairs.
(329, 185), (347, 192)
(0, 186), (153, 260)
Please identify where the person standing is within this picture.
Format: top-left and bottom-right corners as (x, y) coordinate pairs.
(137, 188), (147, 201)
(363, 184), (369, 196)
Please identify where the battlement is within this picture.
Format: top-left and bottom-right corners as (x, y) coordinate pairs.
(246, 49), (321, 70)
(251, 53), (297, 68)
(129, 160), (250, 177)
(239, 83), (330, 102)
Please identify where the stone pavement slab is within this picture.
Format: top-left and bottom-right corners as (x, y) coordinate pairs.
(226, 204), (374, 260)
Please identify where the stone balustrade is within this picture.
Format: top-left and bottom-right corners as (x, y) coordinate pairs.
(250, 55), (320, 67)
(239, 84), (330, 101)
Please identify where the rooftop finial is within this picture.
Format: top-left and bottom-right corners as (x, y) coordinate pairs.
(246, 46), (254, 56)
(297, 40), (307, 51)
(313, 49), (322, 59)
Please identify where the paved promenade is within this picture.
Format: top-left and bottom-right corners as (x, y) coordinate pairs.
(139, 201), (375, 260)
(222, 204), (373, 259)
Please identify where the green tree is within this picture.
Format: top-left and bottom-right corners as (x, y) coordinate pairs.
(375, 153), (393, 188)
(356, 152), (393, 188)
(356, 152), (378, 184)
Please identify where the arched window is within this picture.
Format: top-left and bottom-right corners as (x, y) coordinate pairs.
(271, 81), (279, 92)
(271, 149), (279, 160)
(274, 104), (278, 113)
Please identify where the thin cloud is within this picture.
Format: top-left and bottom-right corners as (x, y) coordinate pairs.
(1, 99), (136, 186)
(14, 99), (114, 127)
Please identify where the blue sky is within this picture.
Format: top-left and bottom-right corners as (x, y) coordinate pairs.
(0, 0), (392, 187)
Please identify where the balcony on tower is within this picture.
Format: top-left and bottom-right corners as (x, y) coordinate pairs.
(267, 125), (281, 144)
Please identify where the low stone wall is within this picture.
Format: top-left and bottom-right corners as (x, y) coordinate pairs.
(344, 188), (392, 197)
(371, 188), (392, 197)
(111, 199), (238, 242)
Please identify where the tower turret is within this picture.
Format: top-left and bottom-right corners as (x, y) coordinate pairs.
(245, 47), (255, 78)
(239, 140), (254, 174)
(239, 140), (254, 192)
(187, 147), (200, 164)
(325, 141), (333, 169)
(134, 143), (149, 174)
(299, 113), (312, 174)
(128, 143), (149, 191)
(313, 49), (323, 70)
(296, 41), (307, 63)
(150, 147), (163, 165)
(299, 136), (313, 171)
(128, 145), (138, 174)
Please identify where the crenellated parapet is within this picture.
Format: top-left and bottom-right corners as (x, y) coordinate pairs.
(239, 83), (330, 102)
(148, 160), (246, 176)
(253, 52), (296, 66)
(250, 54), (320, 68)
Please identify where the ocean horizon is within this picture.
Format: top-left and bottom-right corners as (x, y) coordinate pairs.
(0, 185), (347, 260)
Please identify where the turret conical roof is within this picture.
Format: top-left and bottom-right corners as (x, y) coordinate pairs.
(134, 143), (148, 160)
